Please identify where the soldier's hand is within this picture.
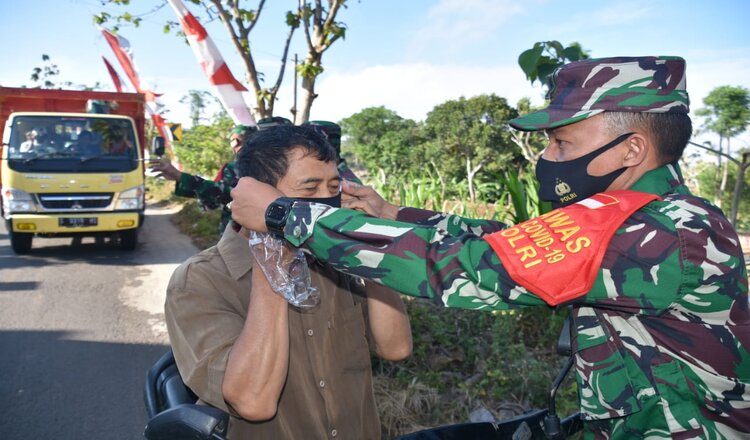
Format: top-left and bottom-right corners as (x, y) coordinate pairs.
(230, 177), (283, 232)
(149, 157), (181, 181)
(342, 180), (399, 220)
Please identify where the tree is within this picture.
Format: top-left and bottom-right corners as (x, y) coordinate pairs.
(95, 1), (348, 123)
(295, 0), (347, 124)
(510, 97), (546, 165)
(179, 90), (219, 126)
(689, 140), (750, 228)
(339, 106), (420, 182)
(423, 95), (520, 203)
(174, 114), (235, 177)
(28, 54), (100, 90)
(695, 85), (750, 208)
(517, 40), (589, 92)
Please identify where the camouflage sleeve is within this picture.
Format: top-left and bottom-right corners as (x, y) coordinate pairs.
(174, 165), (236, 210)
(338, 159), (363, 185)
(284, 203), (546, 310)
(396, 207), (507, 237)
(282, 202), (690, 314)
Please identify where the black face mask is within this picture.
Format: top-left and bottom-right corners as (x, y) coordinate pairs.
(292, 193), (341, 208)
(536, 132), (633, 208)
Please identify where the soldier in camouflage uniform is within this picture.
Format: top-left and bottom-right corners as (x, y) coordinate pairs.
(229, 57), (750, 438)
(151, 124), (255, 234)
(151, 118), (292, 234)
(303, 120), (362, 184)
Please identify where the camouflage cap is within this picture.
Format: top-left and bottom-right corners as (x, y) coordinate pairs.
(257, 116), (293, 130)
(509, 56), (690, 132)
(303, 120), (342, 152)
(230, 124), (256, 136)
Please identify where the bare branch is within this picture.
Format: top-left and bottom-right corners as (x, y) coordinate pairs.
(689, 140), (740, 166)
(269, 22), (297, 97)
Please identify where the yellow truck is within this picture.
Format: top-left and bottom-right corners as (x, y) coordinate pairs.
(1, 86), (148, 253)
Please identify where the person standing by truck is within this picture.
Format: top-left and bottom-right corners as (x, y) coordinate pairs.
(150, 124), (257, 234)
(150, 117), (293, 234)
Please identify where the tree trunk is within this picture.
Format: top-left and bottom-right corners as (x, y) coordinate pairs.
(714, 136), (725, 207)
(466, 157), (475, 203)
(465, 156), (486, 203)
(297, 56), (320, 124)
(729, 152), (749, 227)
(510, 130), (542, 165)
(718, 137), (732, 209)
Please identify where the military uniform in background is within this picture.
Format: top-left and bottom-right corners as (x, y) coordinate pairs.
(174, 161), (238, 234)
(303, 120), (362, 185)
(172, 118), (292, 234)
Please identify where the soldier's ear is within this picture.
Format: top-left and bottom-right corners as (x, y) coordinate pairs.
(622, 133), (649, 167)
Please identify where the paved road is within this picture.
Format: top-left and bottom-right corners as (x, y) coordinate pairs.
(0, 204), (199, 440)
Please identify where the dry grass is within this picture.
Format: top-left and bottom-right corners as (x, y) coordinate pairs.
(374, 376), (438, 438)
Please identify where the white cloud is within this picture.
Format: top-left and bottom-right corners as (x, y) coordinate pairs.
(409, 0), (524, 53)
(547, 2), (653, 35)
(310, 62), (543, 122)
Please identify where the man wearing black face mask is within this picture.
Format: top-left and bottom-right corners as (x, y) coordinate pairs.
(164, 124), (412, 440)
(229, 56), (750, 438)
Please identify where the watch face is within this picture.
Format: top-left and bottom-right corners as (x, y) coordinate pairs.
(267, 203), (287, 221)
(266, 198), (293, 236)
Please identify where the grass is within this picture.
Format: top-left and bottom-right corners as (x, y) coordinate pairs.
(146, 176), (222, 249)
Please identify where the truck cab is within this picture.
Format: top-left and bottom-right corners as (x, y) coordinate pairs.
(0, 87), (147, 254)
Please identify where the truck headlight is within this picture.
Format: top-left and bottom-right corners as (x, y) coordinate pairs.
(1, 187), (36, 213)
(115, 185), (144, 210)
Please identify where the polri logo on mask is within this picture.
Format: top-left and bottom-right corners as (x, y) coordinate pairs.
(536, 133), (633, 208)
(553, 179), (577, 205)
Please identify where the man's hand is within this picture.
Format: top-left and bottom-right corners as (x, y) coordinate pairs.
(149, 157), (181, 181)
(341, 180), (399, 220)
(230, 177), (283, 232)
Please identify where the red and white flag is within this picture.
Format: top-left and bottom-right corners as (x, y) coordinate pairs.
(99, 26), (175, 158)
(102, 56), (124, 93)
(166, 0), (256, 126)
(100, 27), (143, 93)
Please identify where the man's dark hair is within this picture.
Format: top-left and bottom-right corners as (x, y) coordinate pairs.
(235, 125), (337, 186)
(603, 112), (692, 164)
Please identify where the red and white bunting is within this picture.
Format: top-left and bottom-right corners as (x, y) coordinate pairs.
(102, 56), (124, 93)
(99, 26), (176, 161)
(166, 0), (256, 126)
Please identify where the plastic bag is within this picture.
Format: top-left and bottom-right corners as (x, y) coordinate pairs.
(248, 231), (320, 309)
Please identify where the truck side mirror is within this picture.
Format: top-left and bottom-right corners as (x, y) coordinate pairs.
(152, 136), (165, 157)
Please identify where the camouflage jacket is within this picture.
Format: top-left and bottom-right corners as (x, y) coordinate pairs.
(282, 164), (750, 439)
(174, 161), (238, 234)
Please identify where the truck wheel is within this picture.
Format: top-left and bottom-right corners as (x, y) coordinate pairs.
(120, 229), (138, 251)
(10, 230), (33, 254)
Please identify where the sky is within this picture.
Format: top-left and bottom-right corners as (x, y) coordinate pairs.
(2, 0), (750, 150)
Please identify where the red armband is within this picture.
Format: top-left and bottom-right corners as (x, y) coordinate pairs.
(484, 190), (659, 306)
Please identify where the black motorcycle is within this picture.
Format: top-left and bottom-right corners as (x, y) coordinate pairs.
(143, 317), (582, 440)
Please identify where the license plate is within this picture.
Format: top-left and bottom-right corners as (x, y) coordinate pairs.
(59, 217), (98, 227)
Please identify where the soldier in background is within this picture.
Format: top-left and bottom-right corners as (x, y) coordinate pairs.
(303, 120), (362, 184)
(229, 56), (750, 438)
(151, 117), (292, 234)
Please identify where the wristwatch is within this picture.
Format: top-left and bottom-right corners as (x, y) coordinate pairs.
(265, 197), (295, 237)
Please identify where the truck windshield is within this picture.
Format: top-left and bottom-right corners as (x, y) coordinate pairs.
(6, 115), (139, 173)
